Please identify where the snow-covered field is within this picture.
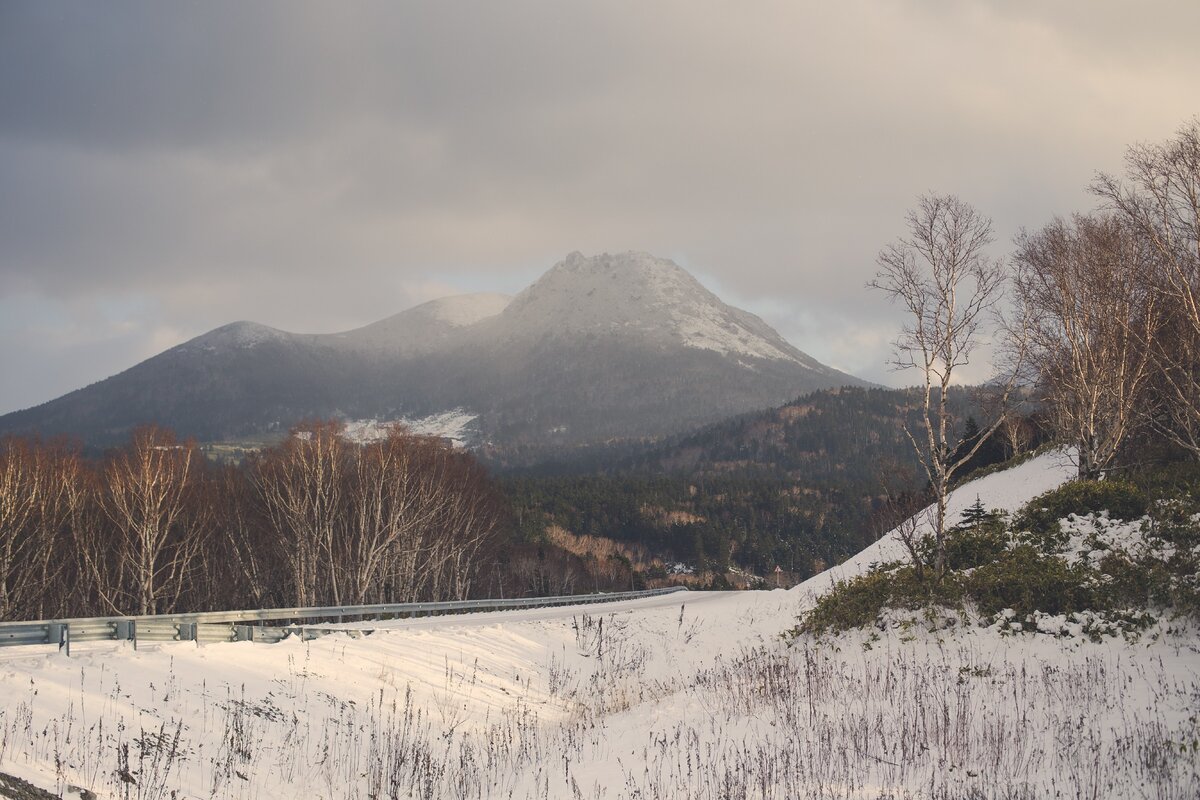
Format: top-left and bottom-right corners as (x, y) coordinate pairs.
(1, 452), (1197, 798)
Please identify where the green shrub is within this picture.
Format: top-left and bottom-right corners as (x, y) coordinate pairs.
(940, 519), (1009, 570)
(1014, 480), (1148, 543)
(1098, 552), (1173, 610)
(967, 545), (1099, 618)
(801, 570), (893, 633)
(796, 463), (1200, 637)
(1097, 518), (1200, 619)
(1173, 576), (1200, 620)
(801, 566), (965, 634)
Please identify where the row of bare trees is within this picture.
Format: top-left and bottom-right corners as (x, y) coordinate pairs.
(0, 422), (507, 621)
(1015, 118), (1200, 477)
(871, 117), (1199, 581)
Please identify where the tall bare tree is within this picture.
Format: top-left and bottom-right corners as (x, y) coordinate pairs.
(0, 438), (37, 620)
(0, 439), (85, 620)
(99, 426), (209, 615)
(1094, 119), (1200, 458)
(23, 440), (80, 619)
(342, 429), (444, 605)
(212, 462), (280, 608)
(422, 449), (504, 601)
(869, 194), (1017, 580)
(249, 421), (348, 607)
(1014, 214), (1158, 478)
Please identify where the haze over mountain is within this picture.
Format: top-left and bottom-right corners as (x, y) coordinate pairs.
(0, 252), (866, 460)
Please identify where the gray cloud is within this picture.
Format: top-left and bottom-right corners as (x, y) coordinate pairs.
(1, 0), (1197, 413)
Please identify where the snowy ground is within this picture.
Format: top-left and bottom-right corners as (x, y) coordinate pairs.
(340, 409), (478, 447)
(1, 451), (1197, 798)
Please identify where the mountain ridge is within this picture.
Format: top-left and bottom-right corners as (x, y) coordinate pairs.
(0, 251), (867, 461)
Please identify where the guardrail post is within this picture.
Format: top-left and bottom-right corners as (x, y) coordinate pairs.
(114, 619), (134, 645)
(178, 622), (197, 642)
(48, 623), (68, 656)
(234, 624), (253, 642)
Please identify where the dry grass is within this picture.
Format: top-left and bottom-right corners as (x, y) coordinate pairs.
(0, 611), (1195, 799)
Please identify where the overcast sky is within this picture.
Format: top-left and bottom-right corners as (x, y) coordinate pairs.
(1, 1), (1197, 414)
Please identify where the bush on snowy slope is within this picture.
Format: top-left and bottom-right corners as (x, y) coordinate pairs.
(799, 463), (1200, 639)
(1012, 478), (1148, 545)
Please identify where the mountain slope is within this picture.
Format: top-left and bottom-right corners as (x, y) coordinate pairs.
(0, 252), (867, 458)
(331, 293), (512, 357)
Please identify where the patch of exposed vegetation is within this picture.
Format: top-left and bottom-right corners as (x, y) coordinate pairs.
(799, 465), (1200, 638)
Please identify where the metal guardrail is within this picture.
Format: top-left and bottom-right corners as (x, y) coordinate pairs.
(0, 587), (688, 655)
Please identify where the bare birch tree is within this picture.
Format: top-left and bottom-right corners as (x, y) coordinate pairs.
(869, 194), (1018, 580)
(869, 459), (931, 583)
(249, 421), (347, 607)
(423, 449), (504, 601)
(0, 438), (37, 620)
(0, 421), (507, 618)
(69, 459), (127, 616)
(1094, 119), (1200, 458)
(0, 439), (83, 619)
(99, 426), (209, 615)
(214, 462), (280, 608)
(23, 440), (79, 619)
(996, 410), (1034, 460)
(1014, 214), (1157, 478)
(342, 429), (445, 605)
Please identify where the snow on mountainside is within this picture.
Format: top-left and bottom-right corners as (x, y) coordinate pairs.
(0, 250), (864, 452)
(493, 251), (817, 366)
(176, 320), (295, 352)
(424, 292), (513, 326)
(3, 451), (1196, 798)
(341, 408), (479, 446)
(330, 292), (513, 354)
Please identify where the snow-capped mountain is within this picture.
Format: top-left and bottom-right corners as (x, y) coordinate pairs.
(0, 252), (866, 461)
(485, 251), (826, 369)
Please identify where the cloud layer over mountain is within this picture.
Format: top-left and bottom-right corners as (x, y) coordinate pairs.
(2, 1), (1197, 413)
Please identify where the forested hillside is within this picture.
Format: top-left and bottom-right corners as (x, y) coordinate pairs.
(503, 386), (1038, 586)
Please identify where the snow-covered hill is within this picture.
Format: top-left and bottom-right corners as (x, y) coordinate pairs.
(2, 451), (1196, 798)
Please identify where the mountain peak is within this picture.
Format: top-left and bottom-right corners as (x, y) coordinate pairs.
(506, 251), (712, 324)
(547, 250), (691, 283)
(0, 249), (861, 452)
(182, 320), (290, 352)
(499, 251), (815, 366)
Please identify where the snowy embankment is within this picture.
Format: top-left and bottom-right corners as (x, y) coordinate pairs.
(1, 451), (1198, 799)
(797, 451), (1075, 597)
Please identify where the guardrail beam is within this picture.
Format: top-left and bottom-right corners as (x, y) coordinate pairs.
(0, 586), (688, 655)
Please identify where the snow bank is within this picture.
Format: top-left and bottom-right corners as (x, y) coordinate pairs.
(1, 449), (1196, 799)
(805, 448), (1078, 592)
